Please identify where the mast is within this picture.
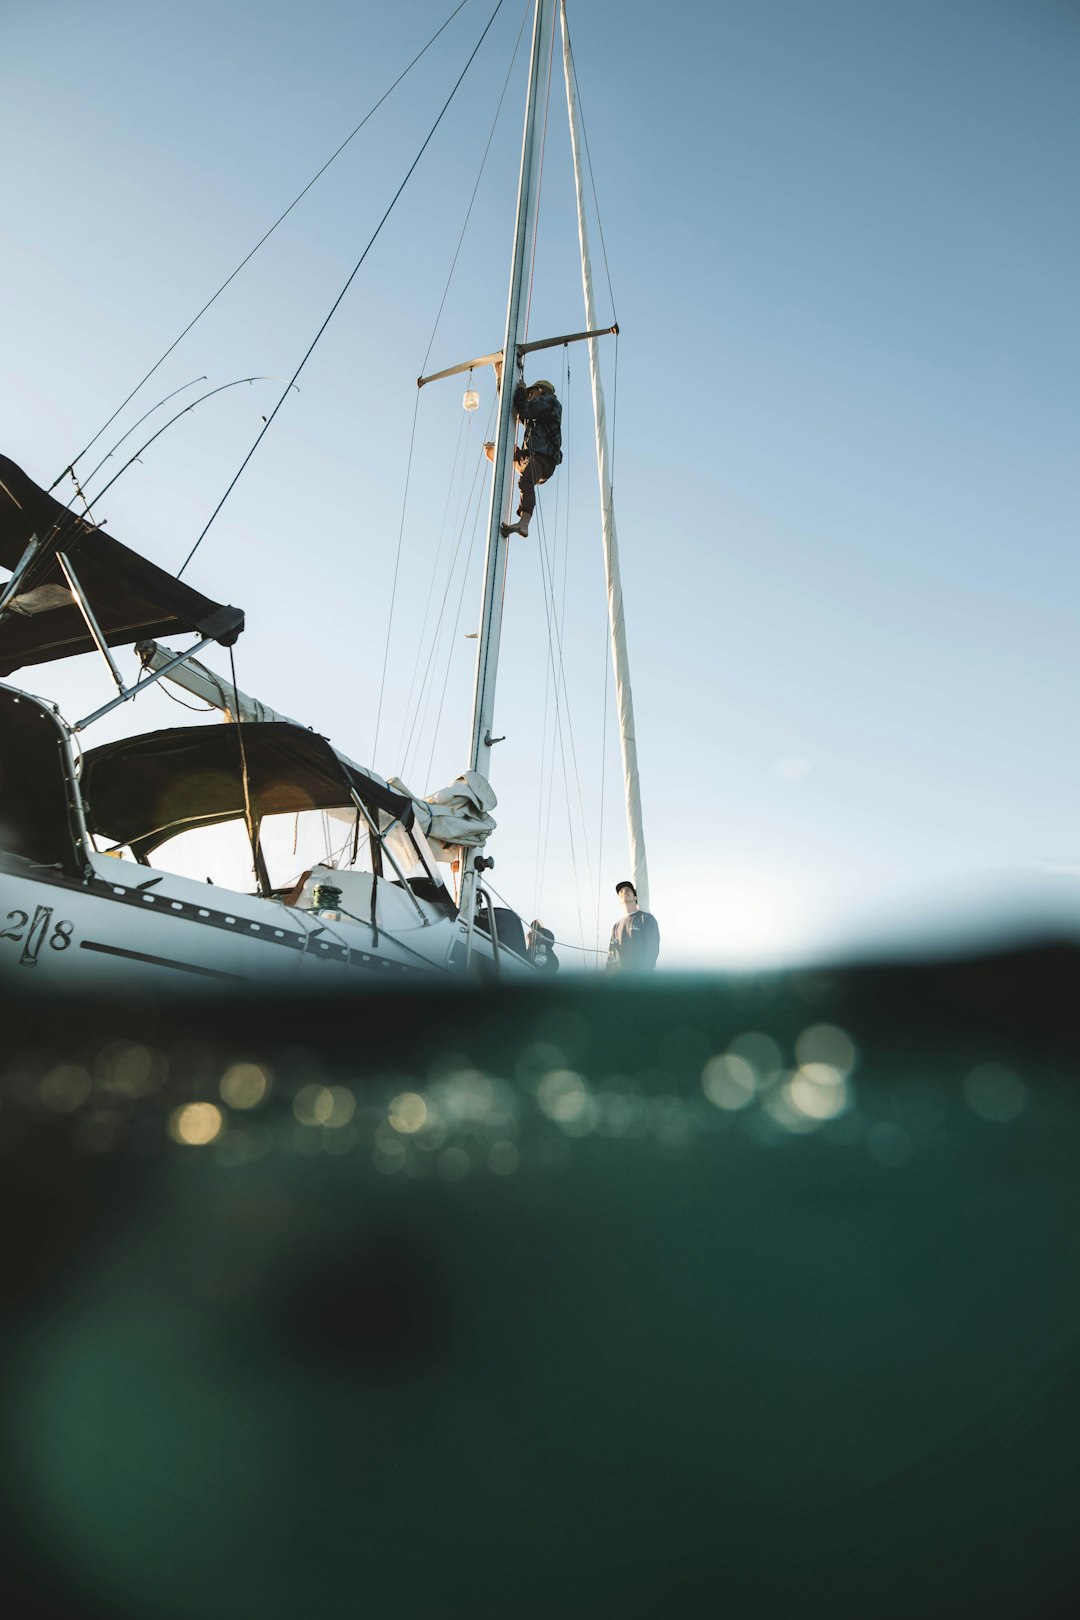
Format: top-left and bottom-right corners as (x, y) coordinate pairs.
(560, 0), (650, 909)
(458, 0), (555, 927)
(466, 0), (555, 784)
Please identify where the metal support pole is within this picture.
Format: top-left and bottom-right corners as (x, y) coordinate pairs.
(74, 635), (216, 730)
(56, 552), (125, 692)
(0, 534), (44, 618)
(348, 798), (429, 926)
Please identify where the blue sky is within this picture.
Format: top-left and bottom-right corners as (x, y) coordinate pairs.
(2, 0), (1077, 966)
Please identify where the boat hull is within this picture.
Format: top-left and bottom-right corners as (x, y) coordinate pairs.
(0, 857), (514, 991)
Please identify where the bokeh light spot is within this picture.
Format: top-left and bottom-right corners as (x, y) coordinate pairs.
(294, 1083), (355, 1128)
(40, 1064), (92, 1113)
(763, 1081), (819, 1133)
(795, 1023), (857, 1078)
(96, 1041), (163, 1097)
(169, 1101), (223, 1146)
(537, 1069), (589, 1124)
(220, 1061), (270, 1110)
(964, 1063), (1026, 1123)
(389, 1091), (428, 1134)
(728, 1031), (783, 1084)
(437, 1069), (498, 1123)
(788, 1062), (849, 1120)
(701, 1053), (756, 1111)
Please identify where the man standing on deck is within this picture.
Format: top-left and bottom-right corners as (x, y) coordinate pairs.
(607, 880), (660, 973)
(484, 377), (562, 538)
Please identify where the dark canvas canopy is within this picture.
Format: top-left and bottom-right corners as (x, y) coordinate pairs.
(0, 686), (87, 874)
(0, 455), (244, 676)
(81, 722), (413, 855)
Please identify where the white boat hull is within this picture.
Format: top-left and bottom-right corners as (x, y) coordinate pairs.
(0, 856), (515, 991)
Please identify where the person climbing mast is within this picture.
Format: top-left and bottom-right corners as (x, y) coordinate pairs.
(484, 377), (562, 538)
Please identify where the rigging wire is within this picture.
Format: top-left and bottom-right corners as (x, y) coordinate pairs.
(531, 355), (564, 913)
(159, 683), (217, 715)
(176, 4), (507, 588)
(180, 5), (509, 593)
(373, 389), (423, 761)
(562, 23), (619, 324)
(23, 380), (286, 566)
(394, 399), (472, 765)
(534, 657), (557, 920)
(566, 12), (625, 940)
(595, 583), (611, 959)
(481, 875), (604, 960)
(534, 493), (594, 963)
(535, 351), (591, 945)
(610, 326), (619, 488)
(419, 0), (532, 380)
(419, 440), (493, 787)
(399, 403), (494, 779)
(533, 343), (571, 916)
(405, 409), (486, 777)
(54, 0), (475, 489)
(177, 0), (508, 582)
(373, 0), (530, 764)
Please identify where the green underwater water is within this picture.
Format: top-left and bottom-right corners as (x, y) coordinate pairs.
(2, 950), (1078, 1618)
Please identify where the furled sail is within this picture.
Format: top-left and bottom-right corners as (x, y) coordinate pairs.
(0, 454), (244, 675)
(388, 771), (497, 863)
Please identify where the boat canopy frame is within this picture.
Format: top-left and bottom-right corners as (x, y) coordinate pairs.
(79, 721), (416, 861)
(0, 453), (244, 730)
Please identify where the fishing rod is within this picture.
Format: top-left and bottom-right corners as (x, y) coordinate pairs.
(76, 376), (208, 490)
(83, 376), (297, 510)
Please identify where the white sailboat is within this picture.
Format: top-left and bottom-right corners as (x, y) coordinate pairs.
(0, 0), (645, 991)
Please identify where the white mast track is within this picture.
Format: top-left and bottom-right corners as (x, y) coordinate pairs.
(560, 0), (650, 910)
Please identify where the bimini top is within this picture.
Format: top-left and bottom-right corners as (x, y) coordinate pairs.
(81, 722), (413, 857)
(0, 454), (244, 676)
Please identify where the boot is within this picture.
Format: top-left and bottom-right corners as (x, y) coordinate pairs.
(501, 514), (530, 538)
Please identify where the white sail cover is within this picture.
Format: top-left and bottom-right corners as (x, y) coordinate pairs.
(388, 770), (497, 861)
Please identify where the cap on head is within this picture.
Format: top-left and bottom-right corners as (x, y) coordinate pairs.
(615, 880), (636, 896)
(530, 379), (555, 394)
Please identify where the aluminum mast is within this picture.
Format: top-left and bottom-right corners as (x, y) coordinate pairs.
(460, 0), (556, 925)
(560, 0), (650, 908)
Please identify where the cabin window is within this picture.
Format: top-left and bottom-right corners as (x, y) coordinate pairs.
(145, 819), (259, 891)
(382, 820), (432, 882)
(258, 809), (372, 890)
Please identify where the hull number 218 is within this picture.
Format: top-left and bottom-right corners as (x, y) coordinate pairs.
(1, 904), (75, 966)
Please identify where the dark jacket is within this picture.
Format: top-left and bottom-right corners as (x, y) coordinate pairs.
(514, 385), (563, 465)
(607, 909), (660, 972)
